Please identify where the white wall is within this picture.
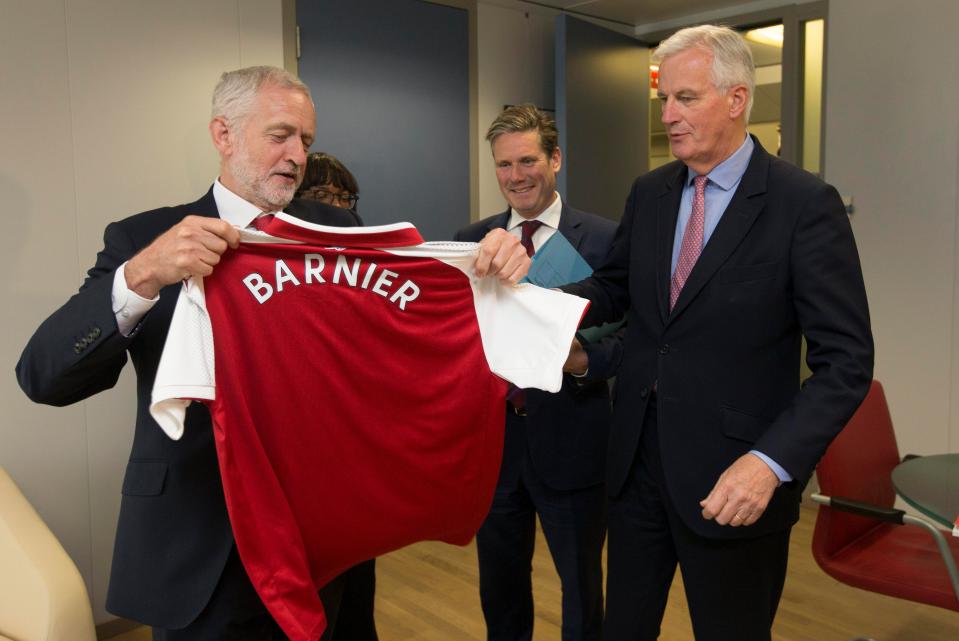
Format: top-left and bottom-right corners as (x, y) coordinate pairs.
(0, 0), (287, 623)
(824, 0), (959, 455)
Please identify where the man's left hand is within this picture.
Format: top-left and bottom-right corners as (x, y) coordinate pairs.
(562, 338), (589, 375)
(474, 228), (530, 284)
(699, 453), (779, 527)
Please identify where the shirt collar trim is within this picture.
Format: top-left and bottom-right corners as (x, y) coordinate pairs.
(687, 134), (754, 191)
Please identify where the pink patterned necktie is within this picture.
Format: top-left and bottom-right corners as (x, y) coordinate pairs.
(519, 219), (543, 257)
(670, 175), (708, 311)
(252, 214), (275, 231)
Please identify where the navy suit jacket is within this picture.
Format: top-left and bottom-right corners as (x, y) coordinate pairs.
(455, 203), (622, 490)
(16, 188), (359, 628)
(564, 138), (874, 538)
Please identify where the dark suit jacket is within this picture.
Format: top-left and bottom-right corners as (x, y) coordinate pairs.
(16, 188), (359, 628)
(564, 138), (874, 538)
(455, 204), (622, 490)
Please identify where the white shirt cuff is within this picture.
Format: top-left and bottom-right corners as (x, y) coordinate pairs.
(112, 262), (159, 336)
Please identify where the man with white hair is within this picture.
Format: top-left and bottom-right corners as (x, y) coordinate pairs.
(562, 25), (873, 640)
(17, 65), (528, 640)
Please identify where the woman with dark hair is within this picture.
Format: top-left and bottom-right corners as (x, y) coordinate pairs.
(297, 152), (361, 215)
(296, 151), (378, 641)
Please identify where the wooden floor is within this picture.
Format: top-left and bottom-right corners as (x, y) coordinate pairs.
(108, 505), (958, 641)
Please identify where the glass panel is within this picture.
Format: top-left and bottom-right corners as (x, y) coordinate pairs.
(801, 19), (825, 175)
(743, 24), (783, 158)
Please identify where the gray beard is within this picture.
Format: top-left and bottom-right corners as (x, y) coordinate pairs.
(230, 148), (298, 212)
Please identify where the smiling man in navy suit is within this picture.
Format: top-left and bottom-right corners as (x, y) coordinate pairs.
(563, 26), (873, 641)
(456, 104), (622, 641)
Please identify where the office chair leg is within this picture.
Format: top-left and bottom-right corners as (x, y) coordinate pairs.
(902, 513), (959, 600)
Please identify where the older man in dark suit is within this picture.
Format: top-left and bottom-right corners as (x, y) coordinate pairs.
(457, 104), (621, 641)
(562, 26), (873, 641)
(17, 66), (528, 641)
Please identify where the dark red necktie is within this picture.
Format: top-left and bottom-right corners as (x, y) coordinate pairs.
(252, 214), (275, 231)
(519, 219), (543, 257)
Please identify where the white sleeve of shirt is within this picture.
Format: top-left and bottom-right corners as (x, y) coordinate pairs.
(471, 279), (588, 393)
(150, 278), (216, 440)
(389, 241), (589, 393)
(112, 262), (160, 336)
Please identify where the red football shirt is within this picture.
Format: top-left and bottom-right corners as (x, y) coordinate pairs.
(151, 216), (588, 640)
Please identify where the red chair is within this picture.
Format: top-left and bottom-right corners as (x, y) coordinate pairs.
(810, 380), (959, 615)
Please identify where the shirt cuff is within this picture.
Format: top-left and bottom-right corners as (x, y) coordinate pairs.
(112, 262), (159, 336)
(749, 450), (793, 484)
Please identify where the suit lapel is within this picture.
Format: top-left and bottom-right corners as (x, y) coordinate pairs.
(656, 164), (687, 325)
(668, 141), (770, 322)
(557, 204), (584, 250)
(193, 187), (220, 218)
(489, 209), (511, 233)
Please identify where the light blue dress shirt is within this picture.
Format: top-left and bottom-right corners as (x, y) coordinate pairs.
(669, 134), (792, 484)
(670, 135), (753, 276)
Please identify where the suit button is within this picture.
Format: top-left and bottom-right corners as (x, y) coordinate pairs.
(658, 344), (670, 355)
(640, 387), (649, 398)
(92, 327), (101, 337)
(74, 342), (83, 353)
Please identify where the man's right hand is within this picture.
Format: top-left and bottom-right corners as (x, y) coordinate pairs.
(124, 216), (240, 299)
(474, 228), (530, 285)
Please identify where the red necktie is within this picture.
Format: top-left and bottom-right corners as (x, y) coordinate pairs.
(670, 175), (707, 310)
(252, 214), (275, 231)
(519, 220), (543, 257)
